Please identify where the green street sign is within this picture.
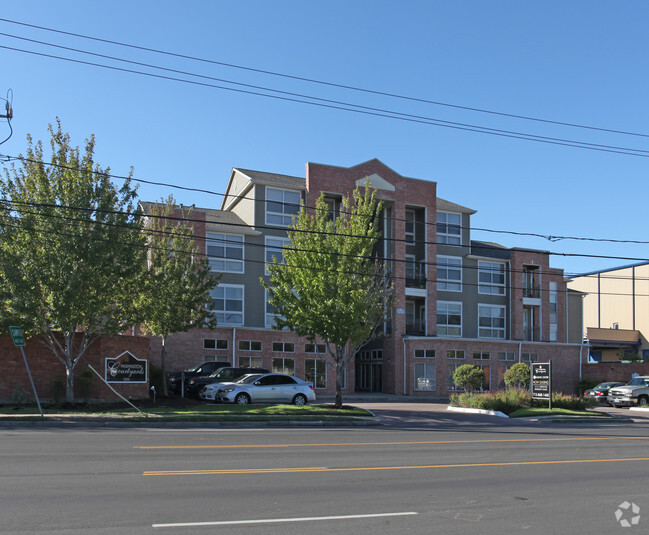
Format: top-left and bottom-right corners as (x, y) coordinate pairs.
(9, 326), (25, 347)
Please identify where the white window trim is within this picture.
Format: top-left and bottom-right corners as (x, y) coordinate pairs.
(437, 301), (462, 337)
(437, 211), (461, 245)
(478, 304), (506, 339)
(206, 232), (245, 274)
(414, 362), (436, 391)
(266, 187), (301, 227)
(211, 284), (244, 326)
(265, 236), (291, 275)
(437, 255), (462, 292)
(478, 261), (506, 295)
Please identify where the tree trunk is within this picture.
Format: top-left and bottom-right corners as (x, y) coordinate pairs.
(65, 362), (75, 403)
(335, 350), (344, 409)
(161, 334), (168, 397)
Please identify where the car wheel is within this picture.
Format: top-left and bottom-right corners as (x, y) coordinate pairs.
(292, 394), (308, 406)
(235, 393), (251, 405)
(638, 396), (649, 407)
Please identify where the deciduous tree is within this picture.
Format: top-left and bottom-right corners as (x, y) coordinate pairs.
(0, 120), (145, 402)
(262, 185), (393, 408)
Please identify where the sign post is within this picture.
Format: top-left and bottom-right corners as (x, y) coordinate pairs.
(531, 362), (552, 410)
(9, 326), (43, 417)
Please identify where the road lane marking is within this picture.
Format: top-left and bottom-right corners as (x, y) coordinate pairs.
(152, 511), (418, 528)
(142, 457), (649, 476)
(135, 436), (648, 450)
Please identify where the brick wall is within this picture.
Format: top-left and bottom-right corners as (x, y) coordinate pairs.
(0, 334), (150, 402)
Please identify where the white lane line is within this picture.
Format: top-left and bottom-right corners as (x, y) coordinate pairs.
(153, 511), (418, 528)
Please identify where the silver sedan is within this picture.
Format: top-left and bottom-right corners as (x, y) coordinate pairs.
(216, 373), (316, 405)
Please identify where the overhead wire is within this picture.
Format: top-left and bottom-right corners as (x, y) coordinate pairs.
(2, 17), (649, 140)
(2, 41), (649, 157)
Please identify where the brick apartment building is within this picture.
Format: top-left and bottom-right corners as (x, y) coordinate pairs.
(145, 159), (586, 396)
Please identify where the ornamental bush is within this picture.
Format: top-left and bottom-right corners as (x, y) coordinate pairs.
(450, 388), (531, 415)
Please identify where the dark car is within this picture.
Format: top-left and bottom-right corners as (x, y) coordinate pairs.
(187, 366), (269, 399)
(167, 361), (231, 395)
(584, 381), (625, 404)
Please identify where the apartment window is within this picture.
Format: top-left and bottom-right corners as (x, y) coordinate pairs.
(272, 357), (295, 375)
(414, 349), (436, 358)
(203, 354), (230, 362)
(549, 281), (558, 342)
(266, 289), (284, 328)
(438, 256), (462, 292)
(265, 236), (291, 274)
(415, 362), (436, 391)
(305, 358), (327, 389)
(447, 349), (465, 359)
(324, 198), (339, 222)
(498, 352), (515, 361)
(272, 342), (295, 353)
(204, 339), (228, 350)
(206, 233), (244, 273)
(473, 351), (491, 360)
(405, 210), (415, 244)
(305, 343), (326, 354)
(521, 352), (539, 362)
(437, 211), (461, 245)
(478, 261), (505, 295)
(210, 285), (244, 325)
(238, 340), (262, 351)
(478, 304), (506, 339)
(239, 356), (263, 368)
(437, 301), (462, 337)
(266, 187), (301, 226)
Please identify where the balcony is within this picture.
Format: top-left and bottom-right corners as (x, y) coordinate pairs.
(406, 264), (427, 289)
(523, 286), (540, 299)
(523, 327), (540, 342)
(406, 319), (426, 336)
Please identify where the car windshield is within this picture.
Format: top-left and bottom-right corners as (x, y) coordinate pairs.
(238, 374), (264, 384)
(627, 377), (649, 386)
(184, 364), (202, 373)
(210, 369), (230, 379)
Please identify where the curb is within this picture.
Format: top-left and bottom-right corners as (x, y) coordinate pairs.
(446, 405), (508, 418)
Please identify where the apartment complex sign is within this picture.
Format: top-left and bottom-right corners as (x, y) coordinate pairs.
(531, 362), (552, 400)
(105, 351), (148, 383)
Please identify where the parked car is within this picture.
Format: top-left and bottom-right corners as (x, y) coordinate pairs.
(607, 376), (649, 408)
(216, 373), (316, 405)
(191, 367), (269, 399)
(584, 382), (626, 404)
(167, 361), (231, 395)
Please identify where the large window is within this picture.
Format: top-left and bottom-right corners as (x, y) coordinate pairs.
(415, 362), (436, 391)
(405, 210), (415, 244)
(478, 261), (505, 295)
(239, 356), (263, 368)
(437, 211), (461, 245)
(272, 357), (295, 375)
(437, 301), (462, 336)
(478, 304), (506, 339)
(266, 289), (283, 328)
(266, 187), (301, 226)
(305, 358), (327, 389)
(210, 285), (244, 325)
(265, 236), (291, 274)
(437, 256), (462, 292)
(549, 281), (558, 342)
(206, 233), (244, 273)
(238, 340), (262, 351)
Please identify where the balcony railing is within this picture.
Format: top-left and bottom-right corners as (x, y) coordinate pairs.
(406, 265), (427, 288)
(406, 320), (426, 336)
(523, 286), (540, 298)
(523, 327), (540, 342)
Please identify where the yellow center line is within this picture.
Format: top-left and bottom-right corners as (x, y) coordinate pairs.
(142, 457), (649, 476)
(134, 436), (648, 450)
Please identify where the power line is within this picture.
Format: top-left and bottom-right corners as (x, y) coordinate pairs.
(3, 198), (648, 284)
(3, 42), (649, 158)
(2, 17), (649, 140)
(4, 154), (649, 251)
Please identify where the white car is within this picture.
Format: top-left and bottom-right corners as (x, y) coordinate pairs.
(216, 373), (316, 405)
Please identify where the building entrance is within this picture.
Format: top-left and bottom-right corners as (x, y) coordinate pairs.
(355, 349), (383, 392)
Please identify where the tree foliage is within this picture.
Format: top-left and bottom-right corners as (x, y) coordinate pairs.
(0, 120), (145, 401)
(503, 362), (531, 389)
(136, 197), (219, 395)
(452, 364), (486, 392)
(262, 185), (393, 408)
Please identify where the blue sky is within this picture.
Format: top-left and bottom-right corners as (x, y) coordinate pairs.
(1, 1), (648, 276)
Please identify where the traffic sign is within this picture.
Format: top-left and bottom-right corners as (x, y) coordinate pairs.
(9, 326), (25, 347)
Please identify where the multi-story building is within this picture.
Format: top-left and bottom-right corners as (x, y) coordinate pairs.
(567, 262), (649, 362)
(147, 159), (585, 396)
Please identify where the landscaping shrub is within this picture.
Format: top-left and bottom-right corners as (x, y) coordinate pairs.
(450, 388), (531, 415)
(504, 363), (530, 389)
(452, 364), (486, 392)
(551, 392), (598, 410)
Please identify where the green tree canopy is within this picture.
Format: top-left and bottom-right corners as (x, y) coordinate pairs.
(136, 196), (219, 395)
(453, 364), (486, 392)
(0, 120), (146, 401)
(262, 184), (393, 408)
(503, 362), (531, 389)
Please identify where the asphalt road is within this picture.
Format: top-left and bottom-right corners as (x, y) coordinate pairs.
(2, 405), (649, 534)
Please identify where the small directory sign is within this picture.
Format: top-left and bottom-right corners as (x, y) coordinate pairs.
(9, 326), (25, 347)
(531, 362), (552, 400)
